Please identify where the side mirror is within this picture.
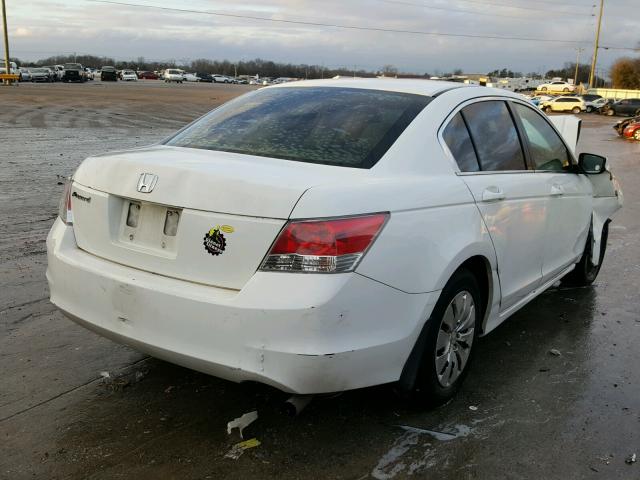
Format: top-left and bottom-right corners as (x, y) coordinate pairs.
(579, 153), (607, 174)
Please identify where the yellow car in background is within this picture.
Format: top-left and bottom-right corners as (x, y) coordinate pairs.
(540, 96), (586, 114)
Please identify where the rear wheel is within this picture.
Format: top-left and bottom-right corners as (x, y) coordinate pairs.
(541, 87), (547, 91)
(606, 108), (615, 116)
(407, 269), (481, 407)
(572, 106), (581, 114)
(586, 106), (593, 113)
(545, 106), (553, 113)
(562, 223), (608, 286)
(563, 87), (569, 92)
(634, 130), (640, 141)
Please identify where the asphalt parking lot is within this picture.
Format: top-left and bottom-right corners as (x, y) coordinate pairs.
(1, 81), (639, 480)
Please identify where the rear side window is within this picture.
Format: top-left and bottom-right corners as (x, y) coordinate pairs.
(442, 113), (479, 172)
(461, 101), (526, 171)
(165, 87), (431, 168)
(513, 103), (570, 171)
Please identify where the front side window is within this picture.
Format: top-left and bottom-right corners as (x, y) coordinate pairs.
(461, 101), (526, 171)
(513, 103), (570, 171)
(442, 112), (479, 172)
(165, 87), (431, 168)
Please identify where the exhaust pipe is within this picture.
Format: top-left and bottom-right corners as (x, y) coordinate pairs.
(282, 395), (313, 416)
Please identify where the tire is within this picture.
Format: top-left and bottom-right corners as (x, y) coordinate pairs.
(634, 130), (640, 141)
(562, 223), (608, 286)
(606, 109), (615, 116)
(545, 106), (553, 113)
(541, 87), (547, 91)
(586, 106), (593, 113)
(635, 109), (640, 116)
(405, 268), (481, 407)
(563, 87), (569, 92)
(572, 107), (581, 114)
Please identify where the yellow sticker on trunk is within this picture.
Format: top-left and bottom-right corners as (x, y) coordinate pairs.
(221, 225), (235, 234)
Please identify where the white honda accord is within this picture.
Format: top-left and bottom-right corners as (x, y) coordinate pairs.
(47, 79), (622, 405)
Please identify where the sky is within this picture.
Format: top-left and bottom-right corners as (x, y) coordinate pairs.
(7, 0), (640, 75)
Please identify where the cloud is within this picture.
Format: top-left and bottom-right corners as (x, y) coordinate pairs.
(8, 0), (640, 74)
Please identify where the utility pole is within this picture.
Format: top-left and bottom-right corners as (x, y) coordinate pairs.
(2, 0), (10, 84)
(588, 0), (604, 89)
(573, 47), (584, 87)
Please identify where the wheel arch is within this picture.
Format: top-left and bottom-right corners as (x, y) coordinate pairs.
(397, 251), (496, 394)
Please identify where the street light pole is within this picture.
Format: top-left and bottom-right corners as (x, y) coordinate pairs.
(588, 0), (604, 89)
(574, 47), (584, 87)
(2, 0), (10, 84)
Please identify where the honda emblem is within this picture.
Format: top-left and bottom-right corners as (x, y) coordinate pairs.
(137, 173), (158, 193)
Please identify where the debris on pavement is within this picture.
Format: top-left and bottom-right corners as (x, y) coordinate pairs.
(549, 349), (562, 357)
(227, 411), (258, 439)
(469, 405), (478, 411)
(626, 453), (636, 464)
(224, 438), (261, 460)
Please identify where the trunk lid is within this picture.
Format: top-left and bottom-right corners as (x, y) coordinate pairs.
(70, 145), (367, 289)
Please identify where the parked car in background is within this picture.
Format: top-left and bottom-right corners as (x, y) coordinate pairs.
(138, 71), (159, 80)
(528, 95), (552, 106)
(101, 66), (117, 81)
(540, 96), (585, 114)
(536, 81), (575, 93)
(613, 116), (640, 136)
(234, 77), (249, 84)
(41, 66), (58, 81)
(164, 69), (184, 83)
(622, 120), (640, 140)
(48, 80), (622, 406)
(18, 67), (31, 81)
(183, 72), (200, 82)
(62, 63), (86, 82)
(121, 70), (138, 81)
(196, 72), (213, 83)
(603, 98), (640, 117)
(84, 67), (93, 80)
(212, 74), (231, 83)
(30, 67), (54, 82)
(584, 97), (609, 113)
(52, 65), (65, 81)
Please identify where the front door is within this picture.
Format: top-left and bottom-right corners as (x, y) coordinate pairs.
(511, 102), (593, 282)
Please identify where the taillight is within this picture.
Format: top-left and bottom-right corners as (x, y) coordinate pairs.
(58, 179), (73, 225)
(260, 213), (389, 273)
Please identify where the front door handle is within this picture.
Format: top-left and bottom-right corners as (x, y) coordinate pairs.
(481, 186), (506, 203)
(550, 184), (564, 196)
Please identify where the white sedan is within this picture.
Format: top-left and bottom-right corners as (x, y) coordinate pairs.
(536, 81), (576, 93)
(47, 79), (622, 405)
(121, 70), (138, 81)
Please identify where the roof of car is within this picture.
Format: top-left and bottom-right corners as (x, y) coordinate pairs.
(266, 77), (478, 97)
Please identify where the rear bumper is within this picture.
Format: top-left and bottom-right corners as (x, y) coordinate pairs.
(46, 219), (439, 394)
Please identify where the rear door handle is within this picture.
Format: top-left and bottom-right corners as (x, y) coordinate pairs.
(550, 184), (564, 196)
(481, 187), (506, 203)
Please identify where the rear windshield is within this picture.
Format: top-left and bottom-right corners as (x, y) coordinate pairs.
(164, 87), (431, 168)
(102, 66), (115, 72)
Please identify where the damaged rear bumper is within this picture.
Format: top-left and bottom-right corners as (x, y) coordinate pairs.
(46, 219), (439, 394)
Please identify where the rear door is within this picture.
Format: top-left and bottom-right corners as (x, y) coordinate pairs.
(511, 102), (592, 282)
(442, 99), (546, 312)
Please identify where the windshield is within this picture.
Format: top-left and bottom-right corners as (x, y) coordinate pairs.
(64, 63), (82, 69)
(165, 87), (431, 168)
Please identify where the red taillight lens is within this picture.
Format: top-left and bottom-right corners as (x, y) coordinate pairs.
(261, 213), (389, 273)
(58, 179), (73, 225)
